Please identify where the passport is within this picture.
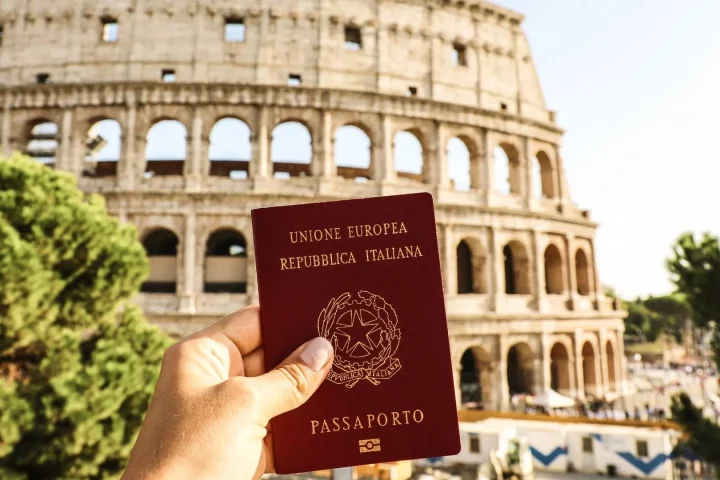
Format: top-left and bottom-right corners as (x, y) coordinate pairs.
(251, 193), (461, 474)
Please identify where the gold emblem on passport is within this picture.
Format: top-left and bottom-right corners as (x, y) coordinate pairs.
(359, 438), (381, 453)
(318, 291), (401, 388)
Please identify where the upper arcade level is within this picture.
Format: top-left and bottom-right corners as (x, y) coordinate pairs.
(0, 0), (551, 123)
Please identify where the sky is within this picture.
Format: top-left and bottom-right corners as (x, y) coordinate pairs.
(494, 0), (720, 299)
(87, 1), (720, 300)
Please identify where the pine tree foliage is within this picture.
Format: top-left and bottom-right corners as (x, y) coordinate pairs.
(0, 155), (172, 479)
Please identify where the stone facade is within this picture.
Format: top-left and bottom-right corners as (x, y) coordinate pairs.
(0, 0), (626, 410)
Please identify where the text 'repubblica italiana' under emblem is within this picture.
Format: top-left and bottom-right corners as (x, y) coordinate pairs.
(318, 291), (401, 388)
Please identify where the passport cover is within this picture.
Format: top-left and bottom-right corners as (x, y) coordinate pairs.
(251, 193), (461, 473)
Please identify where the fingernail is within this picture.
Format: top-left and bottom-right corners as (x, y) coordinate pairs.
(299, 337), (333, 371)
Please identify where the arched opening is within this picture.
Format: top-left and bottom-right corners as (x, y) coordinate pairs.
(271, 121), (312, 178)
(544, 244), (564, 294)
(394, 130), (423, 182)
(141, 228), (179, 293)
(457, 241), (473, 294)
(606, 341), (616, 391)
(145, 120), (187, 176)
(456, 238), (487, 294)
(209, 117), (251, 179)
(575, 249), (591, 296)
(582, 341), (598, 398)
(534, 151), (555, 199)
(493, 143), (521, 195)
(550, 343), (571, 395)
(335, 124), (372, 181)
(447, 136), (470, 191)
(460, 347), (493, 409)
(84, 119), (121, 177)
(25, 120), (59, 166)
(503, 241), (530, 295)
(507, 342), (534, 397)
(204, 229), (247, 293)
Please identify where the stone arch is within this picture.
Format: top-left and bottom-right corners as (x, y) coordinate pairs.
(335, 123), (372, 181)
(550, 342), (572, 396)
(204, 229), (248, 293)
(145, 119), (187, 176)
(494, 142), (521, 195)
(24, 119), (59, 165)
(533, 150), (555, 199)
(456, 237), (487, 294)
(460, 346), (493, 409)
(507, 342), (534, 397)
(209, 117), (251, 179)
(544, 244), (564, 294)
(84, 118), (122, 177)
(582, 341), (598, 398)
(606, 340), (616, 390)
(271, 120), (312, 178)
(141, 228), (179, 293)
(394, 129), (424, 182)
(447, 136), (471, 191)
(575, 248), (591, 296)
(503, 240), (530, 295)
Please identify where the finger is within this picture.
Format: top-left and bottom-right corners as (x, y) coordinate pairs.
(243, 347), (265, 378)
(210, 305), (263, 356)
(244, 337), (334, 422)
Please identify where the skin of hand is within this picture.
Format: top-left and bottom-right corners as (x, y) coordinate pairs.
(121, 305), (334, 480)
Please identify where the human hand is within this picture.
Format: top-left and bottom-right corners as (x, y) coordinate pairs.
(122, 305), (334, 480)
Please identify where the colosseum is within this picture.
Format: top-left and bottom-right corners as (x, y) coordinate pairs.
(0, 0), (626, 411)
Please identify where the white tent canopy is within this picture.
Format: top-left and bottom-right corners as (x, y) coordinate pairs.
(529, 389), (576, 409)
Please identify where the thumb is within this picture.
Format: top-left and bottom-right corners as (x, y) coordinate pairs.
(248, 337), (334, 422)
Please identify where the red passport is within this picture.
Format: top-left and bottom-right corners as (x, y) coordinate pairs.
(251, 193), (460, 473)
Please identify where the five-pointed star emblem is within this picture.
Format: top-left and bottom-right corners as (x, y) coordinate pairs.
(335, 310), (381, 358)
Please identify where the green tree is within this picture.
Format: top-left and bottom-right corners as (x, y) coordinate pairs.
(0, 154), (172, 479)
(667, 232), (720, 470)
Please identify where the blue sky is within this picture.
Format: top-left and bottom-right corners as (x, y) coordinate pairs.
(496, 0), (720, 299)
(90, 1), (720, 299)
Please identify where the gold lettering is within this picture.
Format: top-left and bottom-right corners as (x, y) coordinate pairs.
(415, 245), (423, 256)
(383, 222), (391, 235)
(280, 258), (289, 270)
(313, 256), (320, 267)
(397, 247), (406, 259)
(321, 420), (331, 433)
(365, 225), (372, 237)
(413, 409), (424, 423)
(392, 222), (399, 234)
(299, 231), (308, 242)
(377, 249), (385, 261)
(377, 413), (388, 427)
(392, 412), (401, 425)
(367, 414), (376, 428)
(372, 224), (382, 236)
(349, 252), (356, 263)
(354, 417), (364, 429)
(402, 410), (411, 424)
(322, 254), (329, 266)
(343, 417), (351, 430)
(332, 418), (341, 432)
(399, 222), (408, 234)
(290, 232), (299, 243)
(311, 420), (319, 434)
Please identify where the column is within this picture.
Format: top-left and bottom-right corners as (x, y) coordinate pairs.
(57, 108), (73, 172)
(532, 229), (545, 311)
(498, 333), (509, 410)
(523, 136), (534, 209)
(186, 107), (205, 190)
(375, 115), (395, 183)
(429, 121), (448, 188)
(481, 129), (493, 204)
(590, 239), (602, 299)
(565, 233), (578, 308)
(1, 98), (10, 157)
(599, 330), (610, 396)
(119, 100), (137, 189)
(567, 351), (577, 398)
(250, 106), (270, 179)
(540, 333), (551, 393)
(488, 227), (503, 311)
(181, 213), (197, 314)
(441, 224), (456, 295)
(313, 111), (334, 178)
(594, 347), (604, 399)
(617, 329), (628, 395)
(574, 329), (585, 400)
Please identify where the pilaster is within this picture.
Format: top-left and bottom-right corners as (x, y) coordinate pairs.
(180, 212), (197, 314)
(431, 121), (449, 188)
(442, 223), (456, 295)
(186, 107), (204, 191)
(565, 233), (578, 308)
(482, 129), (494, 204)
(498, 333), (509, 410)
(251, 106), (270, 179)
(1, 98), (10, 157)
(488, 227), (503, 311)
(599, 329), (610, 395)
(57, 108), (74, 172)
(313, 110), (334, 178)
(119, 99), (137, 189)
(574, 329), (585, 400)
(532, 229), (545, 311)
(376, 115), (395, 183)
(540, 332), (551, 393)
